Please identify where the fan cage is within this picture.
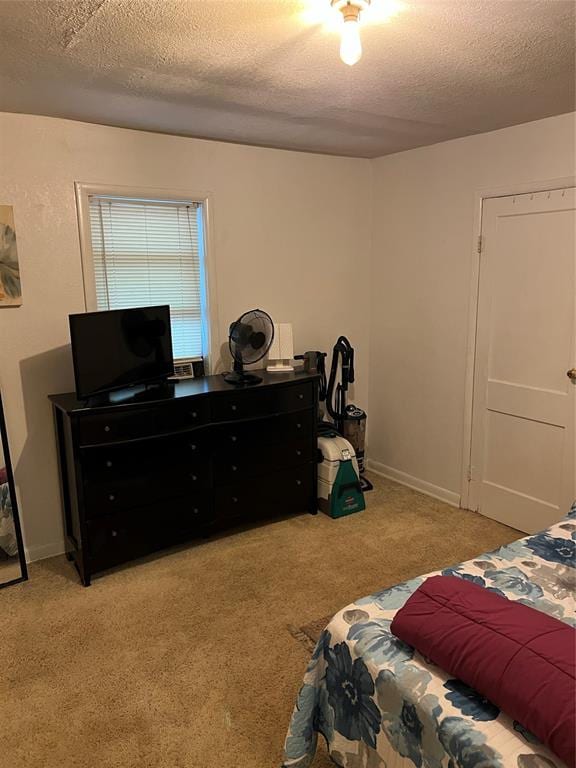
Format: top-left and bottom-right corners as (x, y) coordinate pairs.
(229, 309), (274, 366)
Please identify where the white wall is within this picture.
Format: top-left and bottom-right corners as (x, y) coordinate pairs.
(0, 113), (372, 560)
(368, 112), (576, 505)
(2, 110), (575, 560)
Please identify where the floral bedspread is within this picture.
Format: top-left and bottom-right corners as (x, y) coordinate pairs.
(283, 506), (576, 768)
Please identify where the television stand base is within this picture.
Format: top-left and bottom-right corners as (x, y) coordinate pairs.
(84, 381), (175, 408)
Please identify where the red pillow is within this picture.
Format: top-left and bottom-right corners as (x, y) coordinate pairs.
(391, 575), (576, 767)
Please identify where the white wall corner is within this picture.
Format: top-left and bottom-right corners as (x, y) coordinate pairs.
(25, 540), (66, 563)
(367, 459), (462, 508)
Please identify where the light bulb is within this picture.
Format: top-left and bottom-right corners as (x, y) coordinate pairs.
(340, 16), (362, 65)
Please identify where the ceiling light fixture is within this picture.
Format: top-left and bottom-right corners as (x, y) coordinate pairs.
(331, 0), (371, 66)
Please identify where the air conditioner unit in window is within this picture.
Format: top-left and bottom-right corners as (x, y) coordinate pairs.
(170, 358), (205, 380)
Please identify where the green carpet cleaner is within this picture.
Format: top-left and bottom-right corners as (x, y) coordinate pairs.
(317, 432), (365, 518)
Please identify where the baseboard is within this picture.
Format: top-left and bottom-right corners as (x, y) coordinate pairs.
(366, 460), (461, 508)
(25, 540), (66, 563)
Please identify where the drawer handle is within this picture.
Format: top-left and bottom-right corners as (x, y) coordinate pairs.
(232, 496), (238, 503)
(296, 423), (302, 429)
(104, 425), (111, 433)
(111, 530), (118, 537)
(190, 474), (198, 482)
(298, 393), (304, 400)
(189, 443), (197, 451)
(106, 460), (113, 468)
(296, 480), (302, 486)
(192, 507), (199, 515)
(190, 411), (198, 419)
(231, 465), (238, 472)
(296, 450), (302, 456)
(231, 404), (237, 412)
(230, 435), (237, 442)
(108, 494), (116, 502)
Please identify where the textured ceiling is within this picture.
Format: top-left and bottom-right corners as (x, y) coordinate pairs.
(0, 0), (574, 157)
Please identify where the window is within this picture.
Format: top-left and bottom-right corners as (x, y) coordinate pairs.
(85, 194), (208, 360)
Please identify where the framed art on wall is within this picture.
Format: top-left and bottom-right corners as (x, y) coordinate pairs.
(0, 205), (22, 306)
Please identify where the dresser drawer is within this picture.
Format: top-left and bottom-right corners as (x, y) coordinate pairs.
(275, 381), (314, 412)
(215, 409), (314, 452)
(80, 432), (210, 483)
(87, 495), (211, 571)
(214, 464), (314, 523)
(78, 398), (210, 446)
(214, 439), (315, 485)
(83, 461), (211, 518)
(211, 388), (275, 422)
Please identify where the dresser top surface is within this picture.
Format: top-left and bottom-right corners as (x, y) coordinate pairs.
(49, 370), (319, 414)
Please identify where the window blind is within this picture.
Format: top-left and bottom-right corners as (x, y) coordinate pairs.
(88, 196), (206, 359)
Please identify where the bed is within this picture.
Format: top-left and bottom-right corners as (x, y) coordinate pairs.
(283, 505), (576, 768)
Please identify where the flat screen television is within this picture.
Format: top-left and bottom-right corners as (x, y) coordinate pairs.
(69, 305), (174, 400)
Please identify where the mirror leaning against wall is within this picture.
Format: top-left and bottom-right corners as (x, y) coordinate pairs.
(0, 389), (27, 588)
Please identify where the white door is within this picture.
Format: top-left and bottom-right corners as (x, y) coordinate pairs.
(469, 187), (575, 533)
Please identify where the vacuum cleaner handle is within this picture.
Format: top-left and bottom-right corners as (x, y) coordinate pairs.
(326, 336), (355, 426)
(336, 336), (354, 385)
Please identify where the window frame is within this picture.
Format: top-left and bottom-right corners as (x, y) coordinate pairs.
(75, 182), (219, 372)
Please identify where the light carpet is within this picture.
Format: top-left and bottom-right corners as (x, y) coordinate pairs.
(0, 475), (520, 768)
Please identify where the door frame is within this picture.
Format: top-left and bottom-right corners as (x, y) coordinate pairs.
(460, 175), (576, 511)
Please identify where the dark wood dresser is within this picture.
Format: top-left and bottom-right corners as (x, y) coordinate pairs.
(49, 371), (319, 585)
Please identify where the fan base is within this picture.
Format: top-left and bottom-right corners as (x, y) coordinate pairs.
(223, 371), (263, 387)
